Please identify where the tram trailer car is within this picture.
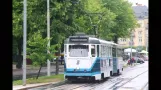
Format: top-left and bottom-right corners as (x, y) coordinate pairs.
(112, 45), (124, 75)
(64, 33), (123, 81)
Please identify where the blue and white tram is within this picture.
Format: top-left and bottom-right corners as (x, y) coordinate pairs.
(64, 33), (123, 81)
(112, 43), (124, 75)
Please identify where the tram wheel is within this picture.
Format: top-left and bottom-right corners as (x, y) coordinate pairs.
(110, 71), (113, 76)
(117, 69), (120, 75)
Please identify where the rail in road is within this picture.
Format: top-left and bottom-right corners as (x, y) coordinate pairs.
(27, 62), (148, 90)
(109, 70), (148, 90)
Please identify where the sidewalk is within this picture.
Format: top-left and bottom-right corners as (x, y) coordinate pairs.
(13, 80), (66, 90)
(13, 82), (53, 90)
(13, 65), (64, 81)
(13, 65), (64, 76)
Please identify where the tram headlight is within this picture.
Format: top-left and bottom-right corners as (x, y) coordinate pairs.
(76, 67), (79, 70)
(84, 69), (87, 72)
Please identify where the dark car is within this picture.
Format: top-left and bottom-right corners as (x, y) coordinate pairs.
(123, 55), (129, 61)
(137, 58), (145, 64)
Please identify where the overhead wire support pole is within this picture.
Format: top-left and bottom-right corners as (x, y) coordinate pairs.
(86, 13), (104, 38)
(23, 0), (27, 86)
(130, 32), (133, 59)
(47, 0), (51, 76)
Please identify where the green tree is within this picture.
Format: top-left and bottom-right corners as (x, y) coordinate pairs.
(13, 0), (23, 68)
(102, 0), (138, 43)
(27, 31), (58, 79)
(13, 0), (139, 71)
(73, 0), (116, 38)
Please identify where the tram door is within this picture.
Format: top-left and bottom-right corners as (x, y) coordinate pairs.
(112, 46), (117, 74)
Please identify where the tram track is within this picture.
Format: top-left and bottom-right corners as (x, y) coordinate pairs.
(87, 66), (148, 90)
(28, 63), (148, 90)
(45, 82), (99, 90)
(109, 70), (148, 90)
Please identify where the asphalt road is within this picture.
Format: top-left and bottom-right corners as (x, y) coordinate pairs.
(28, 61), (148, 90)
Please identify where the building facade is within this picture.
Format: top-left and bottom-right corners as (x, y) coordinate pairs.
(118, 4), (148, 49)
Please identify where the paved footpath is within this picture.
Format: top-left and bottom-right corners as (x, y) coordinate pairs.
(13, 64), (64, 81)
(13, 65), (64, 76)
(13, 82), (54, 90)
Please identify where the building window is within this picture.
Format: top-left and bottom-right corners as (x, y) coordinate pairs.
(121, 38), (126, 42)
(138, 31), (142, 35)
(120, 39), (122, 42)
(138, 22), (142, 27)
(145, 12), (148, 16)
(139, 37), (142, 42)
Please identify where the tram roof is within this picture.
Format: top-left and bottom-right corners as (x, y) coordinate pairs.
(64, 35), (117, 45)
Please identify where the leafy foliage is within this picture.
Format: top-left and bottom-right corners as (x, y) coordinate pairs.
(27, 31), (57, 66)
(13, 0), (138, 66)
(102, 0), (138, 42)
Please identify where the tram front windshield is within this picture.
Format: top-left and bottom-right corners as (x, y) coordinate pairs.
(69, 45), (89, 57)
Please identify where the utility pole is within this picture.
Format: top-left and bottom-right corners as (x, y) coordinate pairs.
(130, 32), (133, 59)
(47, 0), (51, 76)
(146, 27), (148, 52)
(87, 13), (104, 38)
(23, 0), (27, 86)
(146, 28), (148, 55)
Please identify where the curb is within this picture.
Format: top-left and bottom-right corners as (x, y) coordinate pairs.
(13, 80), (67, 90)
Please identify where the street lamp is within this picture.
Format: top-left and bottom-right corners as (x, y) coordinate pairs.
(23, 0), (27, 86)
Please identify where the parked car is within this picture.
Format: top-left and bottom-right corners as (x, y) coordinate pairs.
(123, 55), (129, 61)
(143, 56), (148, 61)
(137, 58), (145, 64)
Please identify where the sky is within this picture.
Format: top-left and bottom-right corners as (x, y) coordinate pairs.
(128, 0), (148, 7)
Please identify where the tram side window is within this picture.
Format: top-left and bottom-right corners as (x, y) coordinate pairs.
(104, 46), (106, 57)
(99, 45), (102, 57)
(103, 45), (105, 57)
(97, 45), (99, 57)
(105, 46), (107, 57)
(102, 45), (104, 57)
(109, 59), (111, 66)
(106, 46), (108, 57)
(117, 49), (122, 57)
(112, 47), (117, 57)
(109, 47), (111, 57)
(108, 47), (110, 57)
(117, 49), (119, 57)
(91, 45), (95, 57)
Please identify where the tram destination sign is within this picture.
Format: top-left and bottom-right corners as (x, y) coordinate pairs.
(69, 36), (89, 43)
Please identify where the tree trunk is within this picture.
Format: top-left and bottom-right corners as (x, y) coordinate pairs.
(55, 49), (60, 75)
(113, 35), (118, 44)
(55, 57), (59, 75)
(16, 38), (23, 69)
(36, 64), (43, 79)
